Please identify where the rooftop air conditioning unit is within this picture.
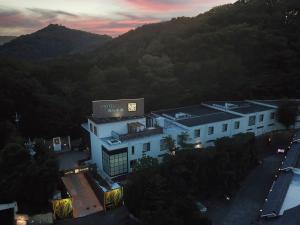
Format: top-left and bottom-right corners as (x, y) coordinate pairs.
(175, 112), (190, 120)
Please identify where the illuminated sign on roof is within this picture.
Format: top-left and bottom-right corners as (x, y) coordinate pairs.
(92, 98), (144, 118)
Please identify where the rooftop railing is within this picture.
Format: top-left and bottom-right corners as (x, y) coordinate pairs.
(111, 126), (163, 142)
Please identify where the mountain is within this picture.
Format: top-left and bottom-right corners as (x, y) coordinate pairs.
(0, 24), (112, 60)
(0, 36), (16, 45)
(0, 0), (299, 138)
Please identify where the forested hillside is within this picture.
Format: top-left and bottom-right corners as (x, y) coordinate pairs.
(0, 24), (112, 60)
(0, 36), (16, 45)
(0, 0), (299, 138)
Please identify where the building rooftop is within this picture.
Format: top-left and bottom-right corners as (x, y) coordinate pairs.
(88, 115), (144, 125)
(204, 101), (273, 114)
(281, 142), (300, 170)
(254, 99), (300, 108)
(260, 205), (300, 225)
(279, 173), (300, 215)
(261, 172), (293, 218)
(152, 105), (242, 127)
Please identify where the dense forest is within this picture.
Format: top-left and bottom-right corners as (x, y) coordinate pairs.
(0, 0), (299, 139)
(125, 133), (258, 225)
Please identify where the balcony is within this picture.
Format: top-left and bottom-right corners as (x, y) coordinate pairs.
(111, 126), (163, 141)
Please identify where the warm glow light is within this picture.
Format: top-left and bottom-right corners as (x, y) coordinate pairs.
(195, 143), (202, 149)
(16, 215), (29, 225)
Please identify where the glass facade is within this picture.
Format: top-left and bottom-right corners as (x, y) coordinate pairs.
(102, 146), (128, 177)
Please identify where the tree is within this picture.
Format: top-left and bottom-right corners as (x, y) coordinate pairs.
(277, 101), (298, 129)
(178, 132), (189, 149)
(163, 135), (176, 154)
(134, 156), (159, 171)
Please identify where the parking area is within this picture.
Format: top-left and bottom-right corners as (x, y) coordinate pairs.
(207, 154), (283, 225)
(57, 151), (88, 171)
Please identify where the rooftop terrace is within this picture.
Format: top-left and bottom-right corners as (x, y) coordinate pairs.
(152, 104), (242, 127)
(205, 101), (273, 114)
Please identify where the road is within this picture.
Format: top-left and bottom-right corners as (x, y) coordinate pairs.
(208, 155), (282, 225)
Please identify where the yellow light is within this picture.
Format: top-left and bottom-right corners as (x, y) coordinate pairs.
(16, 215), (29, 225)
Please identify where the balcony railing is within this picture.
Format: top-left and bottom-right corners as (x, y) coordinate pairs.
(111, 127), (163, 142)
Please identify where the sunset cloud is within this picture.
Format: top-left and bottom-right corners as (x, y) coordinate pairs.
(0, 0), (235, 37)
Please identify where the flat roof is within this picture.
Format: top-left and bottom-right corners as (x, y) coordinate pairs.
(255, 99), (300, 108)
(89, 115), (144, 125)
(261, 172), (293, 217)
(205, 101), (273, 114)
(261, 204), (300, 225)
(280, 173), (300, 215)
(152, 105), (242, 127)
(281, 142), (300, 170)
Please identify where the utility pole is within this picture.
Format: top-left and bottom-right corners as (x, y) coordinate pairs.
(14, 112), (20, 129)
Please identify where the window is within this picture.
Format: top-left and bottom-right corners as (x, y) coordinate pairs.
(93, 126), (98, 136)
(259, 114), (264, 122)
(102, 147), (128, 177)
(131, 146), (135, 155)
(208, 126), (214, 135)
(270, 112), (275, 120)
(143, 142), (150, 152)
(89, 123), (93, 132)
(222, 124), (228, 132)
(130, 160), (137, 168)
(248, 116), (256, 126)
(234, 121), (240, 129)
(160, 139), (168, 151)
(194, 129), (200, 138)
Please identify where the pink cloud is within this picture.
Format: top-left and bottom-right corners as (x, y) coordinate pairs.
(0, 8), (161, 37)
(125, 0), (192, 12)
(0, 1), (234, 36)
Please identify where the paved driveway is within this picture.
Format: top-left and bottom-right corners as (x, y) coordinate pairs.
(62, 173), (104, 218)
(208, 155), (282, 225)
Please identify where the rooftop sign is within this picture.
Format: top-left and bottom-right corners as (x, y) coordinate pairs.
(92, 98), (144, 118)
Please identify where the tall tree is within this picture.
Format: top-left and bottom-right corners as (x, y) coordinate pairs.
(277, 101), (298, 129)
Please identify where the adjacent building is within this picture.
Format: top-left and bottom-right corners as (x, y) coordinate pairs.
(83, 98), (300, 178)
(260, 130), (300, 225)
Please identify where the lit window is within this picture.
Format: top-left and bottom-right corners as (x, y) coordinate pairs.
(208, 126), (214, 135)
(234, 121), (240, 129)
(248, 116), (256, 126)
(222, 124), (228, 132)
(194, 129), (200, 138)
(143, 143), (150, 152)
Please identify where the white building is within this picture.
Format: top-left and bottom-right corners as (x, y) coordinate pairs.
(84, 99), (300, 178)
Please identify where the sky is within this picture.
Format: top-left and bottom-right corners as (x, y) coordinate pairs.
(0, 0), (235, 37)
